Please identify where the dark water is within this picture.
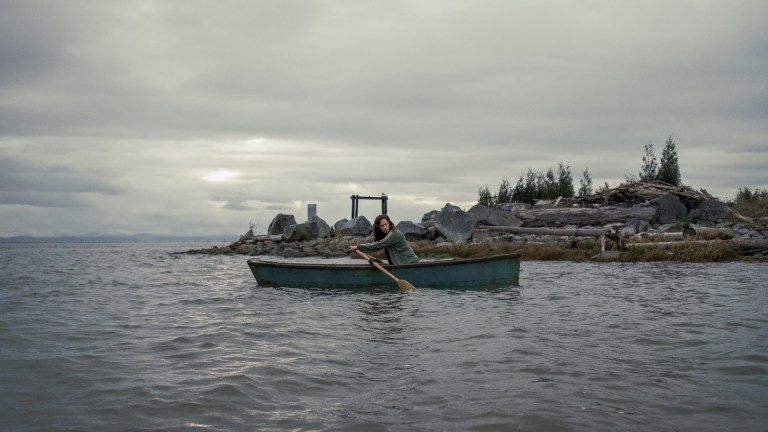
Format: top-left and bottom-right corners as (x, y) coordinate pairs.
(1, 243), (766, 432)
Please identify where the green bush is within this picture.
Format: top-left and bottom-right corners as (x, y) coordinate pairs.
(729, 187), (768, 218)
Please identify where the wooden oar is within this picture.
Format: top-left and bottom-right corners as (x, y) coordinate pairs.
(354, 250), (416, 292)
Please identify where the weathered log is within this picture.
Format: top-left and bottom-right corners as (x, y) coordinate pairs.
(682, 227), (734, 240)
(510, 206), (656, 227)
(478, 225), (607, 237)
(628, 232), (685, 242)
(738, 239), (768, 255)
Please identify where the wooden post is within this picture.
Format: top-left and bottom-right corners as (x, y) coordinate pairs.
(351, 194), (388, 218)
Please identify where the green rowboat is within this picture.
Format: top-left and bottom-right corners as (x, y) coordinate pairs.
(247, 253), (520, 289)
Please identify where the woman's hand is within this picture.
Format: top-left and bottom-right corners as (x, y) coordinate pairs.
(346, 245), (357, 253)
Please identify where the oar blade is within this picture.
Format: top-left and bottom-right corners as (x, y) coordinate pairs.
(396, 279), (416, 292)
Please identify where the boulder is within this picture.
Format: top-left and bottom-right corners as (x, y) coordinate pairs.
(467, 203), (523, 227)
(733, 223), (765, 238)
(268, 213), (296, 236)
(396, 220), (427, 240)
(421, 210), (440, 223)
(284, 216), (331, 242)
(335, 216), (372, 237)
(234, 244), (253, 254)
(648, 194), (688, 224)
(434, 203), (474, 242)
(689, 199), (730, 222)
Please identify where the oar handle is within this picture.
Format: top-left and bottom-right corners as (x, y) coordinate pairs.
(355, 250), (397, 281)
(353, 249), (416, 291)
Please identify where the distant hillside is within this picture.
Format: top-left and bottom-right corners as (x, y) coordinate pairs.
(0, 233), (237, 244)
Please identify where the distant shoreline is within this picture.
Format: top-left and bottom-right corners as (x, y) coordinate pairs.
(0, 234), (237, 244)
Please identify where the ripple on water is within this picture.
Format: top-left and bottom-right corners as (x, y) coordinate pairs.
(1, 248), (767, 432)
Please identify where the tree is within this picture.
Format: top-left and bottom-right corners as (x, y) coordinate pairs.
(639, 141), (658, 181)
(495, 177), (514, 204)
(477, 185), (494, 206)
(556, 163), (575, 197)
(481, 161), (576, 207)
(578, 167), (593, 196)
(657, 134), (682, 186)
(512, 169), (540, 205)
(542, 168), (559, 199)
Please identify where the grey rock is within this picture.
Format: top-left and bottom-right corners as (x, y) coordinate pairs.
(335, 216), (372, 236)
(284, 216), (331, 242)
(689, 199), (730, 222)
(283, 247), (307, 258)
(421, 210), (440, 223)
(467, 204), (523, 227)
(649, 194), (688, 224)
(268, 214), (297, 236)
(396, 220), (427, 240)
(434, 203), (474, 242)
(235, 244), (253, 254)
(498, 202), (531, 212)
(733, 223), (765, 238)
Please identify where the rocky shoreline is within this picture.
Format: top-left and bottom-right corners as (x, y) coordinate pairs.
(186, 182), (768, 260)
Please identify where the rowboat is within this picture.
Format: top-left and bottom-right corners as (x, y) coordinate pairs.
(247, 253), (520, 289)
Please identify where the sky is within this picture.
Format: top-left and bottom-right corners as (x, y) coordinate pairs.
(1, 0), (766, 237)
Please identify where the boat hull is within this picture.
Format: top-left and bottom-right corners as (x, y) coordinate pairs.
(247, 253), (520, 289)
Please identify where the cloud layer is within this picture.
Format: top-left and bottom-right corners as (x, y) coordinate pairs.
(1, 1), (766, 236)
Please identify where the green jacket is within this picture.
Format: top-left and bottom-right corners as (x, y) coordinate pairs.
(358, 229), (420, 265)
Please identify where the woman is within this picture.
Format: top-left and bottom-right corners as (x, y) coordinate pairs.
(347, 214), (420, 265)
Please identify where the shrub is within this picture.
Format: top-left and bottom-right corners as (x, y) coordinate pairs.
(729, 186), (768, 218)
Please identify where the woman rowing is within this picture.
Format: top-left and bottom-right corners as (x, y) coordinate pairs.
(346, 214), (420, 265)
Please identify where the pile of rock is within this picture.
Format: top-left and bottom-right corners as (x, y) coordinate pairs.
(187, 182), (767, 258)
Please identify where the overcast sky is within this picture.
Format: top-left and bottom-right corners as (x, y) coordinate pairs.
(1, 1), (766, 237)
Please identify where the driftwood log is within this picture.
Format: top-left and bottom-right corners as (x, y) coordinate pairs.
(627, 232), (685, 242)
(478, 225), (606, 237)
(564, 181), (715, 207)
(511, 206), (656, 227)
(683, 227), (734, 240)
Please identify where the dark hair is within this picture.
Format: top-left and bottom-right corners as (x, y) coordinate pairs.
(372, 214), (395, 241)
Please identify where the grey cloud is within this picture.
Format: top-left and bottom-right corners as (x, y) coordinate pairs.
(0, 0), (766, 236)
(0, 192), (85, 208)
(0, 156), (124, 201)
(222, 200), (256, 211)
(0, 159), (121, 193)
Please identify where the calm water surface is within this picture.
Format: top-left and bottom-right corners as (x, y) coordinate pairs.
(1, 243), (766, 431)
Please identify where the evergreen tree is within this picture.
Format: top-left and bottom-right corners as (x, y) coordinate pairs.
(657, 134), (682, 186)
(477, 185), (494, 206)
(495, 177), (513, 204)
(639, 141), (658, 181)
(578, 167), (593, 196)
(556, 163), (575, 197)
(542, 168), (558, 199)
(512, 169), (540, 205)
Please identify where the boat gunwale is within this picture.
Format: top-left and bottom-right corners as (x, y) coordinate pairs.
(247, 252), (520, 270)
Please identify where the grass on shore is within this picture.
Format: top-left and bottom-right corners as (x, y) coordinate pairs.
(409, 238), (760, 263)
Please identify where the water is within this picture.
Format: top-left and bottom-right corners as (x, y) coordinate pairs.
(1, 243), (766, 432)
